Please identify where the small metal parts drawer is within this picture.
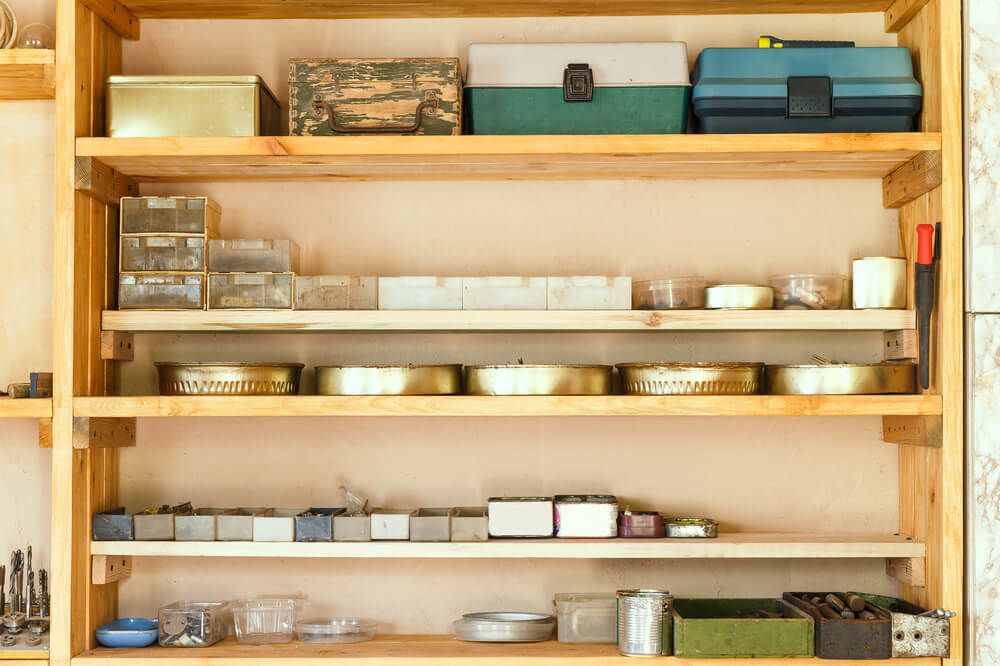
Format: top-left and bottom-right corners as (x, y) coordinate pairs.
(121, 236), (206, 272)
(120, 196), (221, 236)
(208, 239), (300, 273)
(119, 273), (205, 310)
(208, 272), (294, 309)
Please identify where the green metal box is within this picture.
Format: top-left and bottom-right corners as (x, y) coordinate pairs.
(672, 598), (815, 658)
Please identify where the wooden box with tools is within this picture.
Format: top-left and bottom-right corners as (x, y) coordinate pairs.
(783, 592), (892, 659)
(672, 598), (814, 658)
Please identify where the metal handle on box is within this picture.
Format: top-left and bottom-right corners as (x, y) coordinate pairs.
(311, 93), (438, 135)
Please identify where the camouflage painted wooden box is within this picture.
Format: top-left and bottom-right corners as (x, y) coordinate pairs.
(289, 58), (462, 136)
(672, 598), (814, 658)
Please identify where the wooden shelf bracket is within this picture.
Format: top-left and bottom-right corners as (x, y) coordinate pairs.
(883, 151), (942, 208)
(75, 156), (139, 208)
(882, 415), (943, 447)
(72, 417), (137, 449)
(92, 556), (132, 585)
(79, 0), (140, 40)
(100, 332), (134, 361)
(887, 556), (927, 588)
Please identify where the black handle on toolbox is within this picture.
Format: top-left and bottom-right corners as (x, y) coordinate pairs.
(311, 93), (439, 135)
(759, 35), (856, 48)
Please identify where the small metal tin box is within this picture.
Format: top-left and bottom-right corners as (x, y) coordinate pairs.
(119, 273), (205, 310)
(93, 508), (133, 541)
(673, 598), (814, 658)
(208, 272), (293, 310)
(371, 508), (415, 541)
(294, 276), (378, 310)
(108, 75), (281, 138)
(120, 196), (221, 236)
(784, 592), (892, 659)
(410, 508), (453, 542)
(208, 240), (300, 273)
(554, 495), (618, 538)
(295, 508), (345, 543)
(378, 277), (463, 310)
(618, 511), (665, 538)
(488, 497), (554, 538)
(462, 277), (547, 310)
(451, 507), (489, 542)
(134, 513), (179, 541)
(334, 514), (371, 542)
(122, 236), (206, 272)
(175, 509), (234, 542)
(860, 594), (950, 658)
(217, 507), (270, 542)
(547, 276), (631, 310)
(29, 372), (52, 398)
(664, 517), (718, 538)
(253, 508), (305, 542)
(852, 256), (907, 309)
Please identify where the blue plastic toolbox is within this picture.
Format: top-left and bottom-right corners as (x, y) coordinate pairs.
(691, 47), (921, 133)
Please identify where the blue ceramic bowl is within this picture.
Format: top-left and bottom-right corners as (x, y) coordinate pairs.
(95, 618), (159, 648)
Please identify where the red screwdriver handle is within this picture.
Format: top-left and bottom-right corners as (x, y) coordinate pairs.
(917, 224), (935, 265)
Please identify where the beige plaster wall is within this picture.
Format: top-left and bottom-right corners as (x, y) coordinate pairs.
(109, 13), (905, 631)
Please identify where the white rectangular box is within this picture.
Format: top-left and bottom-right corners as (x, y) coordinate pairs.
(547, 276), (632, 310)
(378, 277), (463, 310)
(294, 276), (377, 310)
(488, 497), (554, 538)
(554, 495), (618, 538)
(252, 508), (305, 542)
(370, 508), (414, 540)
(463, 277), (547, 310)
(175, 509), (234, 542)
(217, 507), (270, 542)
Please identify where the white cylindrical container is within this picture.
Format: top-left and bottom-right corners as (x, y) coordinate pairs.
(852, 257), (907, 309)
(554, 495), (618, 538)
(616, 589), (673, 657)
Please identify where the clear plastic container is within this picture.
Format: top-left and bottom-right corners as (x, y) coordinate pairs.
(121, 236), (206, 272)
(554, 593), (617, 644)
(158, 601), (232, 647)
(294, 276), (377, 310)
(632, 277), (707, 310)
(296, 618), (376, 644)
(232, 599), (297, 644)
(453, 613), (555, 643)
(119, 273), (204, 309)
(208, 272), (293, 309)
(769, 274), (848, 310)
(208, 240), (300, 273)
(121, 196), (220, 235)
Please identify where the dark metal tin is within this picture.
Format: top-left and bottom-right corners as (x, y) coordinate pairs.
(93, 508), (134, 541)
(784, 592), (892, 659)
(618, 511), (665, 538)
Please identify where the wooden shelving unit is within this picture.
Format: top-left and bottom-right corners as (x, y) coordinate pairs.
(77, 133), (938, 181)
(0, 397), (53, 418)
(73, 394), (941, 418)
(0, 49), (55, 100)
(51, 0), (964, 665)
(75, 637), (941, 666)
(102, 309), (916, 333)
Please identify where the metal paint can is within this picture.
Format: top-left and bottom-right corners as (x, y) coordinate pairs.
(616, 589), (673, 657)
(851, 256), (907, 309)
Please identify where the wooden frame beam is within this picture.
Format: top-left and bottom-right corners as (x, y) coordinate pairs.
(79, 0), (140, 40)
(883, 151), (943, 208)
(885, 0), (934, 32)
(72, 417), (136, 449)
(91, 556), (132, 585)
(882, 415), (943, 447)
(884, 329), (919, 361)
(887, 557), (927, 588)
(99, 332), (133, 361)
(75, 157), (139, 208)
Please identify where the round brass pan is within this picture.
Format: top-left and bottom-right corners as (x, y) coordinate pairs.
(155, 362), (303, 396)
(766, 363), (916, 395)
(705, 284), (774, 310)
(465, 365), (612, 396)
(315, 364), (462, 396)
(616, 362), (763, 395)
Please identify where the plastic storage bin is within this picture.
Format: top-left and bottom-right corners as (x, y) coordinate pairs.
(465, 43), (690, 135)
(547, 276), (631, 310)
(462, 277), (547, 310)
(632, 277), (707, 310)
(378, 277), (463, 310)
(120, 196), (221, 235)
(296, 618), (377, 644)
(769, 274), (847, 310)
(121, 236), (206, 272)
(691, 47), (922, 133)
(119, 273), (205, 310)
(208, 240), (300, 273)
(554, 593), (616, 644)
(208, 273), (293, 309)
(158, 601), (232, 647)
(294, 276), (377, 310)
(232, 599), (297, 644)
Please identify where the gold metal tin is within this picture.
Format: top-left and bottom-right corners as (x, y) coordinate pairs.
(107, 75), (282, 138)
(155, 362), (303, 396)
(315, 365), (462, 396)
(465, 365), (612, 396)
(765, 363), (917, 395)
(705, 284), (775, 310)
(616, 362), (763, 395)
(851, 257), (907, 309)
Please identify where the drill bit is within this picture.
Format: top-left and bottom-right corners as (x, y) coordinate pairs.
(0, 564), (5, 614)
(38, 569), (48, 618)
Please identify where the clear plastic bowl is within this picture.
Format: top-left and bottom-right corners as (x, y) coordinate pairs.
(232, 599), (297, 645)
(769, 274), (848, 310)
(632, 277), (707, 310)
(295, 617), (377, 644)
(554, 593), (616, 644)
(453, 613), (555, 643)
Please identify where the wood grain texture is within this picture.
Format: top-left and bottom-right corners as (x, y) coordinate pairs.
(90, 533), (925, 559)
(91, 556), (131, 585)
(0, 398), (53, 418)
(887, 556), (927, 587)
(99, 332), (133, 360)
(72, 417), (136, 449)
(882, 151), (942, 208)
(882, 415), (942, 446)
(75, 157), (140, 208)
(0, 50), (55, 100)
(79, 0), (140, 40)
(75, 134), (941, 182)
(885, 0), (933, 31)
(100, 309), (917, 333)
(71, 394), (943, 418)
(120, 0), (891, 18)
(74, 636), (940, 666)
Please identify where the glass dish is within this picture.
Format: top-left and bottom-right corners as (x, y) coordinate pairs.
(295, 617), (376, 644)
(769, 274), (848, 310)
(632, 277), (707, 309)
(232, 599), (297, 645)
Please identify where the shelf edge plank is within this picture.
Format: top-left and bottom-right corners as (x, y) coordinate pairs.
(0, 398), (54, 419)
(72, 395), (943, 418)
(0, 50), (55, 100)
(101, 309), (917, 333)
(75, 134), (942, 182)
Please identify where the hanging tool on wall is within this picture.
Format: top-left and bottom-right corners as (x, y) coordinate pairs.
(915, 223), (941, 390)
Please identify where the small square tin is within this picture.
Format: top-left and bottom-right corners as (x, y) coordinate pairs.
(334, 514), (371, 542)
(175, 509), (234, 542)
(371, 508), (415, 540)
(410, 508), (453, 542)
(92, 508), (133, 541)
(253, 508), (305, 542)
(451, 507), (489, 542)
(217, 507), (270, 542)
(134, 513), (178, 541)
(295, 508), (345, 543)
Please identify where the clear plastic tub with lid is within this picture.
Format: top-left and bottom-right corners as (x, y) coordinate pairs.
(232, 598), (298, 644)
(157, 601), (232, 647)
(554, 593), (617, 644)
(632, 277), (707, 310)
(769, 274), (848, 310)
(296, 618), (377, 644)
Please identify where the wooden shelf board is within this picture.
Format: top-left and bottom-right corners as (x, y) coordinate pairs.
(76, 636), (939, 666)
(92, 533), (923, 559)
(0, 50), (55, 100)
(76, 134), (940, 182)
(0, 398), (53, 418)
(102, 309), (916, 333)
(121, 0), (891, 19)
(72, 394), (942, 418)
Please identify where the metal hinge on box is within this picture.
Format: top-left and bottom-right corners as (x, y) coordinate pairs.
(787, 76), (832, 117)
(563, 63), (594, 102)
